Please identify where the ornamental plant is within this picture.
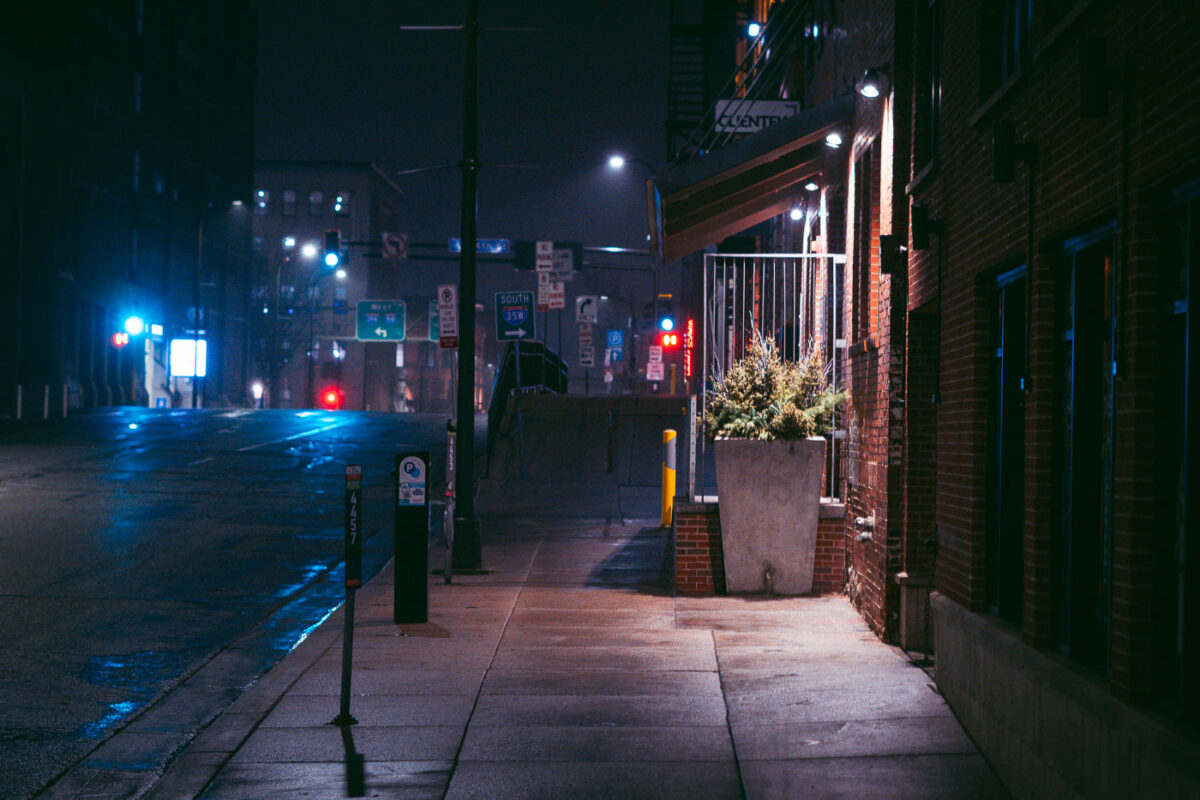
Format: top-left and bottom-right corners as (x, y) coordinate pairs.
(704, 331), (843, 441)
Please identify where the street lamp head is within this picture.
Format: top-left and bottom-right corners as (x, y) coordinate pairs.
(300, 243), (318, 259)
(607, 155), (626, 170)
(335, 268), (347, 280)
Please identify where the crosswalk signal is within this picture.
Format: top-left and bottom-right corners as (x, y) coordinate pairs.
(323, 229), (342, 268)
(659, 330), (680, 350)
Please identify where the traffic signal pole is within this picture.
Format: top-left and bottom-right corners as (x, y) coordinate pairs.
(452, 0), (483, 570)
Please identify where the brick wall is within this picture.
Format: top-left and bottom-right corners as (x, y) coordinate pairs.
(673, 503), (725, 595)
(673, 501), (846, 596)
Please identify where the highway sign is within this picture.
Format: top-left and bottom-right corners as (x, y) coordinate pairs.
(450, 238), (510, 254)
(495, 291), (534, 340)
(356, 300), (406, 341)
(436, 284), (458, 348)
(576, 295), (598, 323)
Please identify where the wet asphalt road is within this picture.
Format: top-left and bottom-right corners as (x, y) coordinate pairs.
(0, 407), (455, 799)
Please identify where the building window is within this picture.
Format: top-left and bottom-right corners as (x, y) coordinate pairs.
(1156, 191), (1198, 722)
(986, 265), (1026, 626)
(1053, 226), (1116, 673)
(981, 0), (1030, 96)
(334, 191), (352, 216)
(915, 0), (943, 172)
(282, 189), (296, 217)
(255, 189), (269, 215)
(308, 190), (324, 216)
(851, 142), (880, 342)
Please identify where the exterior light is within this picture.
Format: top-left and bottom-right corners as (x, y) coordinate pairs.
(790, 205), (803, 221)
(825, 132), (843, 148)
(150, 323), (164, 336)
(301, 243), (318, 259)
(335, 268), (347, 280)
(747, 21), (761, 37)
(251, 381), (264, 400)
(859, 66), (890, 99)
(123, 315), (145, 336)
(231, 200), (244, 207)
(805, 181), (819, 192)
(283, 235), (296, 248)
(607, 155), (626, 170)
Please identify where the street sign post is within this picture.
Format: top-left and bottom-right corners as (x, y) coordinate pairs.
(356, 300), (406, 341)
(381, 232), (408, 259)
(436, 284), (459, 348)
(576, 295), (598, 323)
(495, 291), (534, 340)
(450, 238), (509, 254)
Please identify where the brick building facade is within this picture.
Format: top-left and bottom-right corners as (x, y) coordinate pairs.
(655, 0), (1198, 795)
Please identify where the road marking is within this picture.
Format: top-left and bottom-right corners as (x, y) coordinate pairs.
(187, 456), (215, 466)
(236, 421), (349, 452)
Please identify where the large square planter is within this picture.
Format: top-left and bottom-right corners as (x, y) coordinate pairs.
(713, 436), (826, 595)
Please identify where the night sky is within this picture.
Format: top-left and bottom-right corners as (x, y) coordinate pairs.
(253, 0), (670, 256)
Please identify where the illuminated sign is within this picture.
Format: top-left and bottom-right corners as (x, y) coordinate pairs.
(684, 318), (696, 378)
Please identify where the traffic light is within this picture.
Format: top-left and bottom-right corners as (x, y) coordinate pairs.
(319, 385), (344, 410)
(659, 314), (675, 333)
(659, 330), (680, 350)
(323, 229), (342, 268)
(111, 332), (130, 347)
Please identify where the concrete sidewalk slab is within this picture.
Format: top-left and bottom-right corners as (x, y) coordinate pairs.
(143, 515), (1008, 800)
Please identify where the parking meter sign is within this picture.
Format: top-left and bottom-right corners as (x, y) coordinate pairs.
(344, 465), (363, 588)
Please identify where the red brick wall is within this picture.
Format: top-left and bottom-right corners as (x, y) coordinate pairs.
(673, 505), (725, 595)
(673, 503), (846, 596)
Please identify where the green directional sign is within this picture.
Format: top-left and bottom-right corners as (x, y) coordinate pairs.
(495, 291), (534, 340)
(429, 301), (439, 341)
(356, 300), (406, 341)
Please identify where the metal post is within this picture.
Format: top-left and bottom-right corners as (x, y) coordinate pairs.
(43, 384), (49, 419)
(193, 214), (203, 409)
(452, 0), (482, 569)
(688, 396), (697, 502)
(662, 429), (676, 527)
(514, 342), (526, 479)
(332, 464), (362, 727)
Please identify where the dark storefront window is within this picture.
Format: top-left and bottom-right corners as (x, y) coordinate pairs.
(986, 266), (1026, 625)
(1157, 191), (1198, 722)
(916, 0), (943, 172)
(1053, 227), (1116, 673)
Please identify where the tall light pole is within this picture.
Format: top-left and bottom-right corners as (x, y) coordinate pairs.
(453, 0), (483, 570)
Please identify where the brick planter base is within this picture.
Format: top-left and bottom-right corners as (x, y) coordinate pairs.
(673, 500), (845, 596)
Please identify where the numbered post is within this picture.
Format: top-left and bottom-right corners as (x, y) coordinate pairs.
(394, 451), (430, 624)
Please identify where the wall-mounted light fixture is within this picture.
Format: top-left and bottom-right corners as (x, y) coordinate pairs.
(911, 204), (945, 250)
(805, 180), (819, 192)
(992, 119), (1034, 182)
(825, 132), (843, 148)
(747, 21), (762, 37)
(879, 234), (908, 275)
(858, 65), (891, 98)
(790, 204), (804, 221)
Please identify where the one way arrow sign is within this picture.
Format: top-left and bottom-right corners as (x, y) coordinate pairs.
(576, 295), (598, 323)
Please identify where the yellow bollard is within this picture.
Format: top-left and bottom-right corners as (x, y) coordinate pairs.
(662, 429), (677, 527)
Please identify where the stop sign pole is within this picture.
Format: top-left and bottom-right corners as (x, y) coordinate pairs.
(452, 0), (483, 570)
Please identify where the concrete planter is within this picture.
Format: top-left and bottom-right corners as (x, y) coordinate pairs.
(713, 436), (826, 595)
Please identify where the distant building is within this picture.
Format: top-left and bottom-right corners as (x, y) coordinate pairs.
(1, 2), (256, 415)
(252, 162), (434, 412)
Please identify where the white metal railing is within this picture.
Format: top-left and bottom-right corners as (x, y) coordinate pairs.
(691, 252), (846, 503)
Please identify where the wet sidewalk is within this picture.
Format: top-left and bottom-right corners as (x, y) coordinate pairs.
(145, 516), (1007, 799)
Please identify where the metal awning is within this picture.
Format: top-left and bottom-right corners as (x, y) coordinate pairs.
(650, 95), (853, 264)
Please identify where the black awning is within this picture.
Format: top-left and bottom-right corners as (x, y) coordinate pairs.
(651, 95), (852, 263)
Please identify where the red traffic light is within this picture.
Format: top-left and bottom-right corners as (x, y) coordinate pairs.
(659, 331), (680, 349)
(111, 332), (130, 347)
(319, 386), (344, 410)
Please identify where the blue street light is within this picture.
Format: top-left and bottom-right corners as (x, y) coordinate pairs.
(123, 316), (146, 336)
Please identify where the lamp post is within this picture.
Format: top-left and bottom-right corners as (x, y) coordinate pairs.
(607, 154), (660, 388)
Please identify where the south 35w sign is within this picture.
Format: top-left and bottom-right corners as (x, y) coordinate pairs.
(495, 291), (534, 340)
